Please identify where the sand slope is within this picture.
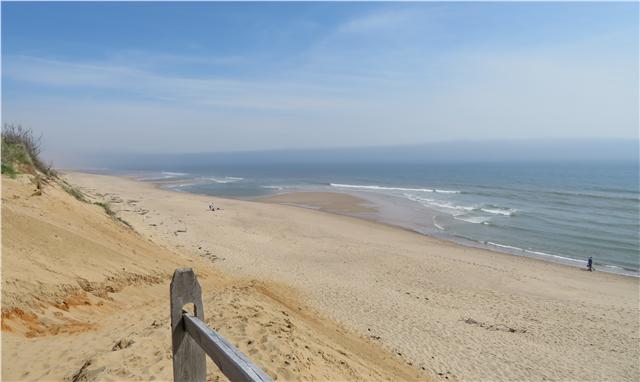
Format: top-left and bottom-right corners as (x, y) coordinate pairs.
(62, 172), (640, 382)
(1, 174), (422, 381)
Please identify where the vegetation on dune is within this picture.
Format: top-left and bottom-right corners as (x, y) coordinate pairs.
(1, 162), (18, 178)
(61, 180), (89, 202)
(117, 217), (134, 230)
(1, 123), (55, 177)
(94, 201), (116, 217)
(94, 200), (134, 229)
(2, 123), (133, 228)
(1, 137), (32, 177)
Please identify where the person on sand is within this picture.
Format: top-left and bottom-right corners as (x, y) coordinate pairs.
(587, 256), (593, 272)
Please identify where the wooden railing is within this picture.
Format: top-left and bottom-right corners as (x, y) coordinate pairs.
(170, 268), (272, 382)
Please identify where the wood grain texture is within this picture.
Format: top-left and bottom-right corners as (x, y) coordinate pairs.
(170, 268), (206, 382)
(184, 314), (272, 382)
(171, 268), (272, 382)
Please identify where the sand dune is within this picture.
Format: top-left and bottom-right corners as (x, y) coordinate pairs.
(1, 174), (421, 381)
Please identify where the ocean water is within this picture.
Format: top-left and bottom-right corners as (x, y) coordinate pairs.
(130, 162), (639, 276)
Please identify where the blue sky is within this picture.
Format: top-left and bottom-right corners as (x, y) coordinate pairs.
(2, 2), (638, 160)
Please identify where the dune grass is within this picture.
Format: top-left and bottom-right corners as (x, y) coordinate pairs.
(61, 181), (89, 202)
(2, 123), (133, 228)
(1, 124), (55, 177)
(94, 201), (116, 217)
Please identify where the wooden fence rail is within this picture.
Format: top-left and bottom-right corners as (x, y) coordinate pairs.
(170, 268), (272, 382)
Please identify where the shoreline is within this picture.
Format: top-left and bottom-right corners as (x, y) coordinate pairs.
(260, 191), (639, 278)
(86, 172), (639, 284)
(61, 171), (640, 381)
(141, 172), (638, 278)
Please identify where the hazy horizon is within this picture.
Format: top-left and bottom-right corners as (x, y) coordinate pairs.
(2, 2), (639, 165)
(55, 138), (638, 171)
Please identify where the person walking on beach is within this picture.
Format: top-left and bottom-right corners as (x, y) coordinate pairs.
(587, 256), (593, 272)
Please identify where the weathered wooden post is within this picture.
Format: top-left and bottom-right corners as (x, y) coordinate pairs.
(171, 268), (272, 382)
(171, 268), (206, 382)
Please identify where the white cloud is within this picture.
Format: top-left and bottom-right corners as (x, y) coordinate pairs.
(104, 50), (247, 68)
(4, 55), (368, 112)
(337, 8), (416, 34)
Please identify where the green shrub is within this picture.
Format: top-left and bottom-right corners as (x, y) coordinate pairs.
(1, 162), (17, 178)
(1, 139), (33, 169)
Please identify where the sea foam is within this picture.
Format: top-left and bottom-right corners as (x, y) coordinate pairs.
(330, 183), (460, 194)
(204, 176), (244, 184)
(486, 241), (586, 265)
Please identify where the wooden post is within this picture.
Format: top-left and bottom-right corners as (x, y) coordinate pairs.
(171, 268), (206, 382)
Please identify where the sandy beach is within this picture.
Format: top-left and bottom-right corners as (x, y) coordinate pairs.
(3, 2), (638, 380)
(3, 172), (639, 381)
(1, 174), (420, 381)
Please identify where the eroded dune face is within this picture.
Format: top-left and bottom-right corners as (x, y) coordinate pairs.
(1, 174), (422, 382)
(1, 175), (180, 336)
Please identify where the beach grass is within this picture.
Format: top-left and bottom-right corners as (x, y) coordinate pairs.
(61, 181), (88, 202)
(1, 124), (56, 177)
(94, 201), (116, 217)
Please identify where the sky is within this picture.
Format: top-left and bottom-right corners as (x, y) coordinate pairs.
(2, 2), (638, 163)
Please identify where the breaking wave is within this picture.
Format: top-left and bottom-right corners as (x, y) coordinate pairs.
(329, 183), (460, 194)
(455, 216), (491, 224)
(204, 176), (244, 184)
(402, 194), (516, 218)
(139, 171), (190, 181)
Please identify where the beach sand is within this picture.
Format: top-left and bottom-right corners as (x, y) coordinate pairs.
(259, 192), (377, 214)
(3, 172), (639, 381)
(1, 175), (420, 381)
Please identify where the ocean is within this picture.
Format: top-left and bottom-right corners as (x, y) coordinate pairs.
(125, 161), (639, 276)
